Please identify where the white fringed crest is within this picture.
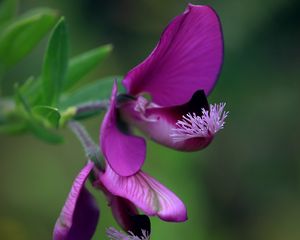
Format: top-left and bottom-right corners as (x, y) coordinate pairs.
(170, 103), (228, 142)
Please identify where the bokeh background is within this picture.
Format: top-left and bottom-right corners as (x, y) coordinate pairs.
(1, 0), (300, 239)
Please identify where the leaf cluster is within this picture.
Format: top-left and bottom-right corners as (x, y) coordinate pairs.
(0, 0), (120, 143)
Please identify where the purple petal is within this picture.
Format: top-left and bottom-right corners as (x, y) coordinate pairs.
(119, 90), (213, 151)
(110, 196), (151, 237)
(123, 4), (223, 107)
(53, 162), (99, 240)
(100, 164), (187, 222)
(100, 81), (146, 176)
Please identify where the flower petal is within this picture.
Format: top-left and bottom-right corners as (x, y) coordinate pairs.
(53, 162), (99, 240)
(100, 164), (187, 222)
(100, 81), (146, 177)
(123, 4), (223, 106)
(110, 196), (151, 237)
(120, 90), (213, 151)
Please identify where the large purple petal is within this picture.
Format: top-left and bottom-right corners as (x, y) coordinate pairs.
(53, 162), (99, 240)
(122, 4), (223, 106)
(100, 164), (187, 222)
(100, 81), (146, 177)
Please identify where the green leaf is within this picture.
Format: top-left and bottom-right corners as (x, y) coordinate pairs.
(28, 120), (63, 144)
(41, 17), (68, 106)
(59, 76), (123, 109)
(15, 74), (52, 107)
(33, 106), (61, 128)
(17, 76), (36, 102)
(64, 44), (113, 91)
(17, 76), (46, 107)
(0, 0), (18, 27)
(14, 84), (63, 143)
(26, 43), (113, 106)
(0, 8), (58, 68)
(14, 83), (32, 113)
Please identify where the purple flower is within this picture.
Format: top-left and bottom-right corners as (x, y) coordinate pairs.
(53, 160), (186, 239)
(101, 4), (227, 177)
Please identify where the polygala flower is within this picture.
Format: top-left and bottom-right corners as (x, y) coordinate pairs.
(101, 4), (227, 177)
(53, 160), (186, 240)
(54, 3), (226, 239)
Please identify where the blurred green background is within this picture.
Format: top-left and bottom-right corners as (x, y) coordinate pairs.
(1, 0), (300, 239)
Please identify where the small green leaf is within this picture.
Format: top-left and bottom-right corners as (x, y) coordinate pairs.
(41, 17), (68, 106)
(14, 84), (63, 143)
(16, 76), (46, 106)
(33, 106), (61, 128)
(64, 44), (113, 91)
(0, 8), (58, 68)
(14, 83), (32, 113)
(59, 76), (123, 109)
(28, 120), (63, 144)
(0, 0), (18, 27)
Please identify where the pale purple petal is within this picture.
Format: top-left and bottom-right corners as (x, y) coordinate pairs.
(53, 162), (99, 240)
(100, 164), (187, 222)
(100, 81), (146, 177)
(123, 4), (223, 107)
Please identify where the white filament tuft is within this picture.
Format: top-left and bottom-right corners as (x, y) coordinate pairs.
(170, 103), (228, 142)
(106, 227), (150, 240)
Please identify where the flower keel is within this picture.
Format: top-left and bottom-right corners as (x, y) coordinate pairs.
(99, 164), (187, 222)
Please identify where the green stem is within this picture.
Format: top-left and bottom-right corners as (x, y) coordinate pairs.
(68, 120), (104, 170)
